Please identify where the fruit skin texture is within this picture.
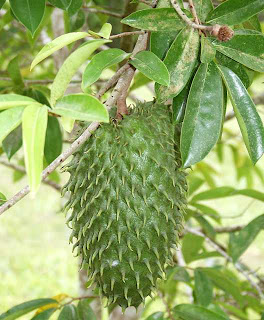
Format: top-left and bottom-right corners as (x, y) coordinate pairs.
(63, 102), (187, 309)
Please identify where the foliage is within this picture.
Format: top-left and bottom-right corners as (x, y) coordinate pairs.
(0, 0), (264, 319)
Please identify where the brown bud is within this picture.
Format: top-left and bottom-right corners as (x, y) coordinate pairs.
(217, 25), (234, 42)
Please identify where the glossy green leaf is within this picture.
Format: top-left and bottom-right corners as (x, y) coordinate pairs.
(217, 65), (264, 164)
(0, 0), (5, 9)
(67, 0), (82, 16)
(77, 300), (96, 320)
(200, 35), (216, 64)
(50, 39), (110, 106)
(215, 52), (251, 88)
(0, 94), (37, 110)
(31, 32), (89, 70)
(0, 107), (24, 144)
(44, 116), (62, 164)
(0, 299), (57, 320)
(193, 0), (213, 22)
(58, 305), (78, 320)
(89, 23), (112, 39)
(212, 30), (264, 72)
(53, 94), (109, 122)
(181, 62), (223, 167)
(146, 312), (165, 320)
(121, 8), (186, 32)
(31, 308), (56, 320)
(82, 49), (129, 90)
(22, 104), (48, 193)
(182, 233), (204, 263)
(10, 0), (45, 36)
(150, 31), (178, 60)
(2, 125), (22, 160)
(0, 192), (6, 206)
(194, 269), (213, 306)
(60, 116), (75, 133)
(173, 304), (228, 320)
(157, 27), (200, 102)
(172, 83), (189, 124)
(229, 214), (264, 262)
(206, 0), (264, 25)
(48, 0), (71, 10)
(130, 51), (170, 86)
(7, 56), (24, 88)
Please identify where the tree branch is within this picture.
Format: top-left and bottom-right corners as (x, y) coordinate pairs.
(188, 0), (200, 25)
(214, 225), (244, 233)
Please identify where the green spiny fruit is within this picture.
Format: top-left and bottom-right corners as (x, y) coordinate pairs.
(63, 102), (187, 310)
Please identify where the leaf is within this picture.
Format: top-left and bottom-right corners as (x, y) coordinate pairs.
(130, 72), (152, 92)
(0, 0), (5, 9)
(195, 216), (216, 239)
(130, 51), (170, 86)
(69, 10), (85, 32)
(200, 35), (216, 64)
(0, 106), (24, 144)
(31, 32), (89, 70)
(7, 56), (24, 88)
(67, 0), (82, 16)
(121, 8), (186, 32)
(193, 0), (214, 22)
(0, 299), (57, 320)
(150, 31), (178, 60)
(157, 27), (200, 102)
(44, 116), (62, 164)
(173, 304), (228, 320)
(243, 14), (262, 32)
(146, 312), (165, 320)
(181, 62), (223, 168)
(0, 94), (37, 110)
(190, 203), (221, 223)
(2, 125), (22, 160)
(31, 308), (56, 320)
(212, 30), (264, 72)
(22, 104), (48, 193)
(77, 300), (96, 320)
(229, 214), (264, 262)
(0, 192), (6, 206)
(188, 176), (205, 196)
(82, 49), (129, 90)
(89, 23), (112, 39)
(182, 233), (204, 263)
(48, 0), (71, 10)
(168, 266), (191, 283)
(58, 305), (78, 320)
(53, 94), (109, 122)
(218, 303), (247, 320)
(206, 0), (264, 25)
(194, 269), (213, 307)
(60, 116), (75, 133)
(172, 82), (189, 124)
(207, 305), (229, 320)
(217, 65), (264, 164)
(50, 39), (110, 106)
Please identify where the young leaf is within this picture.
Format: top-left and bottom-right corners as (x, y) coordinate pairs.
(77, 300), (96, 320)
(31, 308), (56, 320)
(157, 27), (200, 102)
(194, 269), (213, 307)
(206, 0), (264, 26)
(89, 23), (112, 39)
(173, 304), (228, 320)
(0, 192), (6, 206)
(22, 104), (48, 193)
(44, 116), (62, 164)
(60, 116), (75, 133)
(217, 65), (264, 164)
(10, 0), (45, 36)
(2, 125), (22, 160)
(200, 35), (216, 64)
(229, 214), (264, 262)
(121, 8), (186, 32)
(50, 39), (110, 106)
(181, 62), (223, 168)
(82, 49), (129, 90)
(193, 0), (214, 22)
(0, 94), (37, 110)
(0, 299), (57, 320)
(212, 30), (264, 72)
(0, 106), (24, 144)
(53, 94), (109, 122)
(58, 305), (78, 320)
(31, 32), (89, 70)
(130, 51), (170, 86)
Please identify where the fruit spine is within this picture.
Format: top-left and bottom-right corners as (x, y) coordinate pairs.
(62, 102), (187, 309)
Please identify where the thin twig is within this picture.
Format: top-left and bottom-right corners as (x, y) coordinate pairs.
(82, 7), (123, 18)
(0, 159), (61, 192)
(188, 0), (200, 25)
(110, 30), (145, 40)
(0, 77), (82, 85)
(186, 227), (264, 299)
(214, 225), (244, 233)
(62, 295), (98, 307)
(158, 292), (175, 320)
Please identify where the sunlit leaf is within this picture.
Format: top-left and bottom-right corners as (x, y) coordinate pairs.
(0, 106), (24, 144)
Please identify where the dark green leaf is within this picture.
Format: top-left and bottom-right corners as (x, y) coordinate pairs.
(182, 233), (204, 263)
(193, 0), (213, 22)
(173, 304), (228, 320)
(195, 216), (216, 239)
(169, 266), (191, 283)
(172, 82), (189, 124)
(200, 35), (216, 64)
(190, 203), (221, 223)
(146, 312), (164, 320)
(77, 299), (96, 320)
(194, 269), (213, 306)
(181, 62), (223, 167)
(212, 30), (264, 72)
(48, 0), (71, 10)
(217, 65), (264, 164)
(69, 10), (85, 32)
(0, 0), (5, 9)
(2, 125), (22, 160)
(31, 308), (56, 320)
(121, 8), (186, 32)
(150, 31), (178, 60)
(242, 14), (262, 32)
(7, 56), (24, 88)
(10, 0), (45, 36)
(0, 192), (6, 206)
(207, 304), (229, 319)
(206, 0), (264, 25)
(44, 116), (62, 164)
(68, 0), (82, 16)
(157, 27), (200, 102)
(58, 305), (78, 320)
(130, 51), (170, 86)
(82, 49), (129, 90)
(229, 214), (264, 262)
(0, 299), (57, 320)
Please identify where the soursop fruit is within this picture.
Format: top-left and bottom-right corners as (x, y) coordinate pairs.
(63, 102), (187, 309)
